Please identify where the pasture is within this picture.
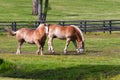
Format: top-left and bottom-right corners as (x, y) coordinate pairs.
(0, 0), (120, 20)
(0, 0), (120, 80)
(0, 32), (120, 80)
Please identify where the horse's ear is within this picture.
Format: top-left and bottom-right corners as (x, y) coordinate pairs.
(45, 23), (49, 27)
(44, 23), (46, 26)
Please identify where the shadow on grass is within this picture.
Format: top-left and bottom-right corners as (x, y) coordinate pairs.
(0, 59), (120, 80)
(44, 51), (85, 55)
(66, 14), (80, 17)
(45, 49), (102, 56)
(0, 58), (3, 64)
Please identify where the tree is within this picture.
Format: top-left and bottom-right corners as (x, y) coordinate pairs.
(32, 0), (49, 22)
(43, 0), (49, 21)
(39, 0), (49, 22)
(32, 0), (38, 15)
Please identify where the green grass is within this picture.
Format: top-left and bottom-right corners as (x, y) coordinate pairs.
(1, 55), (120, 80)
(0, 32), (120, 80)
(0, 0), (120, 20)
(0, 0), (120, 79)
(0, 0), (37, 21)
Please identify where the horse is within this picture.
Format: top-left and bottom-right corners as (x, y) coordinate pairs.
(46, 24), (85, 54)
(6, 24), (47, 55)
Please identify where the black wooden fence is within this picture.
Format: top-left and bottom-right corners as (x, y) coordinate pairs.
(0, 20), (120, 34)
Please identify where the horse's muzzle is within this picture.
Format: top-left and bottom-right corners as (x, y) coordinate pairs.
(79, 48), (84, 53)
(76, 48), (84, 53)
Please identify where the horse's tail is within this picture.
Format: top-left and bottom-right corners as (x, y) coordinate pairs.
(6, 28), (16, 36)
(71, 25), (84, 41)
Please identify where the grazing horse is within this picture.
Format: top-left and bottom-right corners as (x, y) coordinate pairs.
(6, 24), (47, 55)
(47, 24), (85, 54)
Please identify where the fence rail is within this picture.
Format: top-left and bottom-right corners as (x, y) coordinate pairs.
(0, 20), (120, 34)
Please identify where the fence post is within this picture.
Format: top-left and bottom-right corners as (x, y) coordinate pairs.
(80, 21), (82, 28)
(14, 22), (16, 31)
(103, 21), (106, 33)
(62, 21), (65, 26)
(84, 21), (87, 34)
(58, 21), (61, 25)
(11, 22), (14, 30)
(11, 22), (16, 31)
(109, 20), (112, 34)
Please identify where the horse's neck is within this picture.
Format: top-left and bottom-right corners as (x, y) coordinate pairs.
(37, 26), (43, 30)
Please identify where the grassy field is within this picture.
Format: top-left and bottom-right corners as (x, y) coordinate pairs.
(0, 0), (120, 80)
(0, 32), (120, 80)
(0, 0), (120, 20)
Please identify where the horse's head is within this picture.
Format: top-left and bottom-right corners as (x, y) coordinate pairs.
(71, 25), (84, 53)
(77, 41), (84, 53)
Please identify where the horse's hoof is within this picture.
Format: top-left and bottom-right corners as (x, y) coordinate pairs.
(64, 51), (67, 54)
(40, 54), (43, 55)
(50, 50), (55, 54)
(36, 52), (39, 55)
(16, 52), (21, 55)
(76, 49), (79, 54)
(53, 51), (55, 53)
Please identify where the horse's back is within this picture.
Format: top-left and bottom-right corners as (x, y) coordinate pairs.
(17, 28), (34, 37)
(17, 28), (34, 33)
(16, 27), (46, 44)
(49, 25), (76, 39)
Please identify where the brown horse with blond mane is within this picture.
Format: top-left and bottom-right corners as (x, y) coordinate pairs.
(46, 24), (84, 54)
(6, 24), (47, 55)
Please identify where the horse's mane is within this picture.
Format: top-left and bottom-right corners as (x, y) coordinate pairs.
(71, 25), (84, 41)
(37, 24), (44, 28)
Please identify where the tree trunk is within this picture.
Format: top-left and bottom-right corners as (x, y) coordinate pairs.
(38, 0), (43, 21)
(43, 0), (49, 21)
(32, 0), (38, 15)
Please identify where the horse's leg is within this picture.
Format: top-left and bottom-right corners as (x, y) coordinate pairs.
(40, 46), (43, 55)
(35, 41), (42, 55)
(40, 41), (45, 55)
(48, 37), (54, 53)
(16, 41), (24, 54)
(64, 38), (70, 54)
(72, 40), (79, 53)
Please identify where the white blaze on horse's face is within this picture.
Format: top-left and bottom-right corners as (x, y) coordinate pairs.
(76, 48), (84, 53)
(79, 48), (84, 53)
